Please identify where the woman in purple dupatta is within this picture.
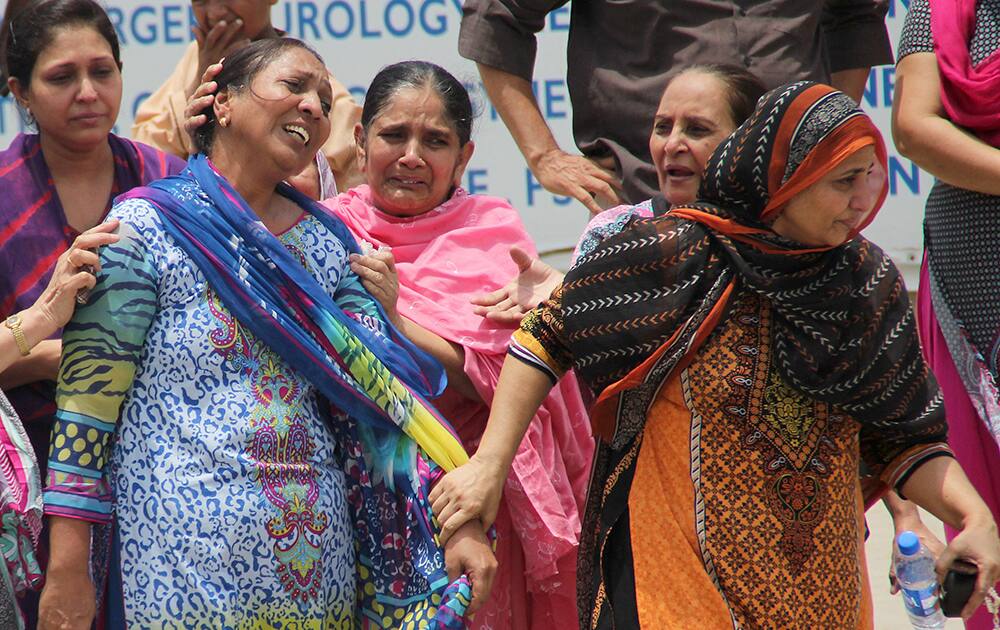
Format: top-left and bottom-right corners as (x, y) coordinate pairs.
(0, 219), (120, 628)
(0, 0), (183, 472)
(895, 0), (1000, 626)
(0, 0), (181, 623)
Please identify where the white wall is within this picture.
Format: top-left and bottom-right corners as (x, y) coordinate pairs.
(1, 0), (926, 282)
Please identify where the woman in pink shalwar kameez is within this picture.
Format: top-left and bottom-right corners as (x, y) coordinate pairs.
(329, 61), (593, 630)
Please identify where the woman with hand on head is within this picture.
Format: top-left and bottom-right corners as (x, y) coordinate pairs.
(186, 59), (593, 630)
(40, 39), (493, 629)
(0, 222), (119, 629)
(431, 82), (1000, 628)
(132, 0), (362, 198)
(894, 2), (1000, 626)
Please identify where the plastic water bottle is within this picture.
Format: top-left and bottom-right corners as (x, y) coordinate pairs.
(895, 530), (946, 629)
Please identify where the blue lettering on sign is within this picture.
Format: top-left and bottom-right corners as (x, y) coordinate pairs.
(549, 6), (570, 31)
(527, 79), (569, 121)
(105, 5), (198, 46)
(889, 156), (921, 195)
(277, 0), (460, 40)
(544, 79), (568, 118)
(888, 0), (911, 19)
(132, 92), (152, 119)
(96, 1), (567, 48)
(325, 2), (355, 38)
(385, 0), (416, 36)
(132, 6), (159, 45)
(298, 1), (321, 39)
(163, 5), (186, 44)
(881, 67), (896, 108)
(360, 0), (382, 37)
(420, 0), (448, 36)
(862, 67), (895, 109)
(465, 168), (488, 194)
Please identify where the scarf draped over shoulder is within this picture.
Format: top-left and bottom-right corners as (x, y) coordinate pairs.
(120, 155), (477, 628)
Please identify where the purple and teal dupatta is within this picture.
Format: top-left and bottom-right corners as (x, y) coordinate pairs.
(120, 154), (474, 628)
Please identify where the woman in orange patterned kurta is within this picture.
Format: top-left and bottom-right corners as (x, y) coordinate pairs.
(429, 82), (1000, 629)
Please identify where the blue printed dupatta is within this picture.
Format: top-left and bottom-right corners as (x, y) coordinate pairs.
(120, 155), (474, 628)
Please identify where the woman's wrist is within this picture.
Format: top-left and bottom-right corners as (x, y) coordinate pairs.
(469, 450), (507, 479)
(19, 304), (59, 350)
(961, 510), (997, 532)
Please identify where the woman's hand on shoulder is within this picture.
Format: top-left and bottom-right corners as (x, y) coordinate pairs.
(38, 567), (96, 630)
(936, 514), (1000, 619)
(349, 249), (401, 323)
(470, 246), (563, 324)
(32, 220), (120, 332)
(429, 453), (506, 545)
(443, 520), (498, 616)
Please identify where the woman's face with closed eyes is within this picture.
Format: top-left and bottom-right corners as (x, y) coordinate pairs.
(771, 145), (881, 247)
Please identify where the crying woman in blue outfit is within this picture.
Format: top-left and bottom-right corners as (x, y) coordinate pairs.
(38, 37), (496, 629)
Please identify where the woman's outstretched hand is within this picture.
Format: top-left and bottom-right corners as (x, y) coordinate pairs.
(443, 520), (498, 615)
(470, 246), (563, 324)
(429, 454), (506, 546)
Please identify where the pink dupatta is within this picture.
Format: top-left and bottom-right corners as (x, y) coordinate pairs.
(932, 0), (1000, 145)
(326, 186), (593, 626)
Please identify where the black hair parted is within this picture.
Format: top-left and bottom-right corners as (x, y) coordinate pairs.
(667, 64), (768, 128)
(3, 0), (121, 96)
(361, 60), (474, 146)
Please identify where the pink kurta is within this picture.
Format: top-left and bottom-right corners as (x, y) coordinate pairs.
(326, 186), (594, 629)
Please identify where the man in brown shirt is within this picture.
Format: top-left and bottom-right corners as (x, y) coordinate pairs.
(459, 0), (891, 211)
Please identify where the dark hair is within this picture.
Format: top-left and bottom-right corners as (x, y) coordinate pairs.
(193, 37), (324, 155)
(3, 0), (121, 96)
(361, 61), (474, 146)
(666, 64), (767, 128)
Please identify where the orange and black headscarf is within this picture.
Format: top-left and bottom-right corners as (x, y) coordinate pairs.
(562, 82), (942, 447)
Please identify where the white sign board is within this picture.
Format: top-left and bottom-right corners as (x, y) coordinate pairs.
(0, 0), (926, 283)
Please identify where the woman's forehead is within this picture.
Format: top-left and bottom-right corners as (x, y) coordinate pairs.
(374, 88), (451, 126)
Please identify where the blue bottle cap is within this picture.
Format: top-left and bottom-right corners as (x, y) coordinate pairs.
(898, 530), (921, 556)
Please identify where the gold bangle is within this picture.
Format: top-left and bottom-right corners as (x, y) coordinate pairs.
(4, 313), (30, 357)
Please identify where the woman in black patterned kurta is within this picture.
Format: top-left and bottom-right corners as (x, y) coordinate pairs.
(434, 82), (1000, 629)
